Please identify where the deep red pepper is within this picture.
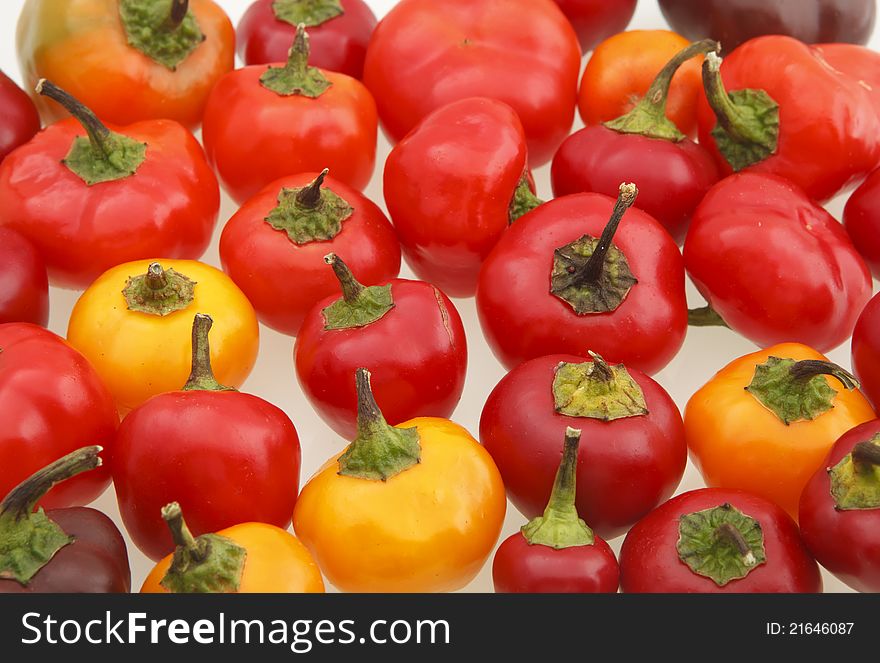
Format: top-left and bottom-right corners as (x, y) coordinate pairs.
(552, 39), (720, 243)
(0, 80), (219, 289)
(0, 448), (130, 593)
(237, 0), (377, 78)
(492, 427), (619, 594)
(813, 43), (880, 118)
(384, 97), (539, 297)
(480, 353), (686, 539)
(696, 36), (880, 203)
(111, 314), (302, 561)
(363, 0), (581, 165)
(620, 488), (822, 593)
(684, 172), (871, 352)
(552, 0), (636, 53)
(844, 167), (880, 279)
(659, 0), (876, 53)
(851, 292), (880, 410)
(0, 323), (117, 509)
(799, 419), (880, 593)
(476, 185), (687, 375)
(0, 228), (48, 326)
(0, 70), (40, 164)
(219, 171), (400, 336)
(295, 254), (467, 440)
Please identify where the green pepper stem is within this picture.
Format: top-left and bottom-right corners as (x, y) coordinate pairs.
(702, 52), (764, 146)
(587, 350), (614, 382)
(182, 314), (231, 392)
(297, 168), (329, 209)
(544, 427), (582, 514)
(355, 367), (384, 433)
(161, 502), (208, 561)
(688, 304), (729, 328)
(324, 253), (365, 303)
(715, 521), (757, 567)
(579, 183), (638, 283)
(852, 441), (880, 469)
(145, 262), (168, 291)
(789, 360), (859, 391)
(0, 447), (102, 521)
(285, 23), (312, 74)
(167, 0), (189, 29)
(35, 79), (113, 159)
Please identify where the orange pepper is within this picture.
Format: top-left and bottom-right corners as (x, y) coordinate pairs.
(685, 342), (876, 518)
(578, 30), (702, 137)
(17, 0), (234, 129)
(293, 369), (506, 592)
(141, 503), (324, 593)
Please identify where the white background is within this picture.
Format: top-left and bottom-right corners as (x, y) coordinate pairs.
(2, 0), (877, 592)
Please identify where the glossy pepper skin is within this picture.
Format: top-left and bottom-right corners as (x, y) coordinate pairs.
(696, 37), (880, 203)
(492, 428), (620, 594)
(237, 0), (377, 78)
(67, 259), (259, 414)
(0, 448), (131, 594)
(477, 186), (688, 375)
(684, 173), (871, 352)
(363, 0), (581, 165)
(659, 0), (876, 53)
(799, 419), (880, 593)
(294, 370), (506, 593)
(295, 255), (467, 439)
(685, 343), (876, 519)
(384, 97), (537, 297)
(142, 504), (323, 594)
(481, 354), (686, 539)
(202, 26), (377, 203)
(844, 168), (880, 279)
(0, 228), (48, 326)
(113, 315), (300, 562)
(851, 292), (880, 410)
(0, 82), (220, 290)
(0, 70), (39, 163)
(578, 30), (704, 139)
(814, 43), (880, 117)
(16, 0), (235, 130)
(0, 324), (117, 509)
(552, 0), (636, 53)
(620, 488), (822, 593)
(219, 172), (400, 336)
(554, 40), (720, 243)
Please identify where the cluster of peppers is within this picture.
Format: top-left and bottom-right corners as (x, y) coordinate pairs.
(1, 0), (880, 594)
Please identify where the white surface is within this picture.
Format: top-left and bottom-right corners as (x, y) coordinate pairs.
(2, 0), (877, 593)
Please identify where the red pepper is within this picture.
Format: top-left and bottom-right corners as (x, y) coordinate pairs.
(851, 292), (880, 410)
(552, 0), (636, 53)
(0, 81), (219, 289)
(620, 488), (822, 593)
(696, 36), (880, 202)
(480, 353), (686, 539)
(552, 40), (720, 243)
(0, 447), (130, 593)
(684, 172), (871, 352)
(363, 0), (581, 165)
(0, 228), (48, 326)
(237, 0), (377, 78)
(0, 70), (40, 163)
(202, 25), (377, 203)
(219, 171), (400, 336)
(813, 43), (880, 117)
(295, 254), (467, 439)
(843, 167), (880, 279)
(492, 428), (619, 593)
(476, 184), (687, 375)
(0, 323), (118, 509)
(799, 419), (880, 593)
(111, 314), (302, 561)
(383, 97), (539, 297)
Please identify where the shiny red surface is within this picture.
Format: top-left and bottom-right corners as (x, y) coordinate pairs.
(0, 323), (117, 508)
(383, 97), (530, 297)
(844, 167), (880, 279)
(553, 0), (637, 52)
(0, 70), (39, 163)
(295, 278), (467, 439)
(852, 292), (880, 409)
(620, 488), (822, 593)
(0, 227), (48, 326)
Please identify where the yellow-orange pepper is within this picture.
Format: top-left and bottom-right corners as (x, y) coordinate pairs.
(17, 0), (234, 130)
(67, 259), (259, 413)
(293, 368), (507, 593)
(685, 342), (876, 518)
(141, 503), (324, 593)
